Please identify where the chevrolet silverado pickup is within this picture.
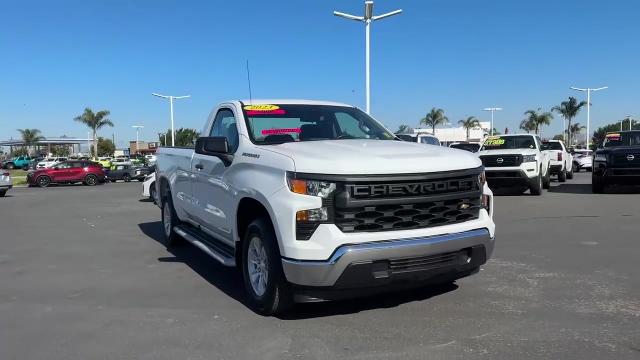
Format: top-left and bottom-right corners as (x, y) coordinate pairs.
(592, 131), (640, 193)
(156, 100), (496, 315)
(478, 134), (551, 195)
(542, 140), (573, 182)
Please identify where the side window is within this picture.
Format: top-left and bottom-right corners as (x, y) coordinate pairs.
(57, 162), (72, 169)
(209, 108), (239, 153)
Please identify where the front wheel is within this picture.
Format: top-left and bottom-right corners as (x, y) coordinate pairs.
(149, 183), (157, 204)
(542, 167), (551, 190)
(6, 163), (15, 170)
(242, 218), (292, 316)
(0, 189), (6, 197)
(123, 174), (131, 182)
(530, 172), (543, 195)
(573, 163), (580, 173)
(592, 175), (605, 193)
(37, 175), (51, 188)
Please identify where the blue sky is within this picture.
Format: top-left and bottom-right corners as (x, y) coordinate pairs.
(1, 0), (639, 148)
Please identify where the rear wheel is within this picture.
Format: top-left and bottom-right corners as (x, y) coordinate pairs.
(36, 175), (51, 188)
(558, 168), (567, 182)
(161, 194), (183, 247)
(6, 163), (15, 170)
(84, 174), (98, 186)
(242, 217), (292, 316)
(0, 189), (6, 197)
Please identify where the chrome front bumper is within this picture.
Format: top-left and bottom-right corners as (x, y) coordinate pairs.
(281, 228), (494, 287)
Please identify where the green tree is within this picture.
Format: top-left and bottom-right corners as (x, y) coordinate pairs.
(74, 108), (114, 160)
(519, 118), (536, 133)
(420, 108), (448, 135)
(17, 128), (44, 155)
(457, 116), (480, 141)
(523, 108), (553, 135)
(50, 145), (71, 157)
(395, 124), (413, 134)
(159, 128), (200, 147)
(551, 97), (587, 145)
(90, 137), (115, 157)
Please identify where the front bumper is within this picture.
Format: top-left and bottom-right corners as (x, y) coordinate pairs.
(281, 228), (493, 288)
(0, 184), (12, 190)
(485, 167), (537, 188)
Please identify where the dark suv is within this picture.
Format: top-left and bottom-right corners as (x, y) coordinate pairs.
(592, 130), (640, 193)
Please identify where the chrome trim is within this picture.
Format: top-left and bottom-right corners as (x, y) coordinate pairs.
(174, 226), (236, 266)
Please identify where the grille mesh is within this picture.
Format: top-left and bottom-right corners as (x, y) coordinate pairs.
(612, 153), (640, 167)
(389, 251), (460, 273)
(335, 197), (481, 233)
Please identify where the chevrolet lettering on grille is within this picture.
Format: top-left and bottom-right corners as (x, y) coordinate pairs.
(348, 179), (477, 198)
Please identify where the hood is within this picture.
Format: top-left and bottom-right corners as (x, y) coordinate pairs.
(265, 139), (482, 174)
(478, 148), (538, 156)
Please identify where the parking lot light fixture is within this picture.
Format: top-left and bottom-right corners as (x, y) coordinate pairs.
(152, 93), (191, 147)
(334, 1), (402, 114)
(132, 125), (144, 155)
(570, 86), (608, 149)
(483, 107), (503, 136)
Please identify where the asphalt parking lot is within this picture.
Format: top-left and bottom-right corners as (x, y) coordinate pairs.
(1, 173), (639, 360)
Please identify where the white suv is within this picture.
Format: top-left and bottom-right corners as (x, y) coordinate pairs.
(478, 134), (551, 195)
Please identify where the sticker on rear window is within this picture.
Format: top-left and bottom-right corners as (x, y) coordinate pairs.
(484, 138), (505, 146)
(261, 128), (301, 135)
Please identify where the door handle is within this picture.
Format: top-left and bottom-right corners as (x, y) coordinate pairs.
(195, 163), (204, 170)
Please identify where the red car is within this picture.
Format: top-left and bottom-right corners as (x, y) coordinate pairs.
(27, 160), (106, 187)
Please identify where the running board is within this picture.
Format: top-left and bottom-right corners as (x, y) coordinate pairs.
(174, 225), (236, 267)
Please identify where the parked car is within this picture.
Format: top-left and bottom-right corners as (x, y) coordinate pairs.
(417, 133), (441, 145)
(450, 142), (481, 153)
(478, 134), (552, 195)
(0, 171), (12, 197)
(3, 156), (34, 170)
(27, 160), (106, 187)
(592, 131), (640, 193)
(144, 154), (157, 165)
(572, 150), (593, 172)
(112, 157), (132, 167)
(105, 164), (149, 182)
(36, 157), (68, 169)
(156, 100), (495, 315)
(541, 140), (573, 182)
(142, 172), (157, 204)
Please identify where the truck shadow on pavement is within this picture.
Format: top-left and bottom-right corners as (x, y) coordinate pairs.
(138, 221), (459, 319)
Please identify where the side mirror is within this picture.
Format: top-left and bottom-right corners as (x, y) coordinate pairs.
(195, 137), (234, 166)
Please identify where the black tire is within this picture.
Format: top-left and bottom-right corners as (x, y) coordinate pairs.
(0, 189), (6, 197)
(149, 183), (157, 204)
(84, 174), (98, 186)
(242, 217), (292, 316)
(161, 193), (183, 247)
(123, 174), (131, 182)
(558, 168), (567, 182)
(573, 163), (580, 173)
(36, 175), (51, 188)
(592, 175), (605, 193)
(22, 166), (29, 171)
(567, 165), (574, 180)
(110, 179), (117, 183)
(6, 163), (15, 170)
(542, 167), (551, 190)
(529, 172), (543, 195)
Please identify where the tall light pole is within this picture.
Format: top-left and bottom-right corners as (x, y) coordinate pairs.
(132, 125), (144, 155)
(626, 115), (635, 131)
(483, 107), (503, 136)
(152, 93), (191, 147)
(334, 1), (402, 114)
(570, 86), (607, 149)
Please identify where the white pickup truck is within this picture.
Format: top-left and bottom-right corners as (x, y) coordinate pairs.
(542, 139), (574, 182)
(156, 99), (496, 315)
(478, 134), (552, 195)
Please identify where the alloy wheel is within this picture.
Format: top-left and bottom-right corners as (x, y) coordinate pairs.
(247, 236), (269, 297)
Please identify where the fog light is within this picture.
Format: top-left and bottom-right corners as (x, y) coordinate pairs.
(460, 250), (472, 264)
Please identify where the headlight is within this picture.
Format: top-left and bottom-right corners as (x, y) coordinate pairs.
(478, 170), (486, 189)
(594, 154), (606, 162)
(287, 178), (336, 198)
(522, 154), (537, 163)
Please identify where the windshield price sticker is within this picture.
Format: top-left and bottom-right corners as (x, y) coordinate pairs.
(484, 138), (505, 146)
(261, 128), (301, 135)
(606, 133), (621, 140)
(245, 104), (286, 116)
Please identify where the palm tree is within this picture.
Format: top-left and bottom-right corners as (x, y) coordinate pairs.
(519, 118), (536, 133)
(523, 108), (553, 135)
(457, 116), (480, 141)
(551, 97), (587, 145)
(420, 108), (448, 135)
(569, 122), (586, 144)
(17, 128), (44, 155)
(74, 108), (114, 159)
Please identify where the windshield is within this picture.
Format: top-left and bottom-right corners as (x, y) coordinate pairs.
(543, 142), (563, 150)
(603, 131), (640, 148)
(450, 143), (480, 152)
(242, 104), (395, 144)
(481, 135), (536, 150)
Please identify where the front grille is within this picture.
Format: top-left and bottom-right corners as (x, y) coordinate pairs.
(612, 153), (640, 167)
(486, 171), (522, 178)
(480, 155), (522, 167)
(389, 251), (460, 274)
(335, 197), (481, 233)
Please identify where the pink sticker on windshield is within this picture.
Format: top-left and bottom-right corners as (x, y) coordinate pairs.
(261, 128), (301, 135)
(246, 109), (286, 116)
